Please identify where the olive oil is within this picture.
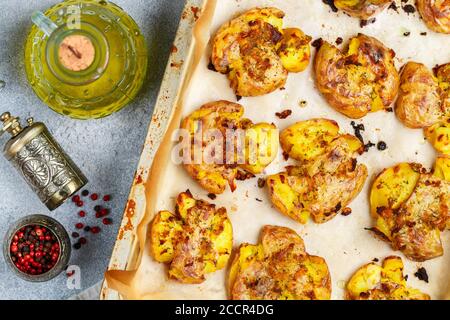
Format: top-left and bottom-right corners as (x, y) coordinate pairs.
(25, 0), (148, 119)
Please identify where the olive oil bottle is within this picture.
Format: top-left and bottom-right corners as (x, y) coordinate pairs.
(25, 0), (148, 119)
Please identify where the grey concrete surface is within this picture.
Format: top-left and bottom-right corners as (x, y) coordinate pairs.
(0, 0), (185, 300)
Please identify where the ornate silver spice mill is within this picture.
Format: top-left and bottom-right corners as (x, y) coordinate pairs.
(0, 112), (87, 210)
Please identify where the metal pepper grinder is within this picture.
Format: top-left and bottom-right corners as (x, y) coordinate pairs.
(0, 112), (87, 210)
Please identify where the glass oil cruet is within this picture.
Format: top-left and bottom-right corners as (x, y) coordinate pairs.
(24, 0), (148, 119)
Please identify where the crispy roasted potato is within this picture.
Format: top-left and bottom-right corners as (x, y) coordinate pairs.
(396, 62), (449, 152)
(150, 191), (233, 284)
(346, 256), (430, 300)
(280, 119), (340, 162)
(314, 34), (399, 119)
(425, 118), (450, 155)
(211, 7), (311, 97)
(229, 226), (331, 300)
(369, 163), (421, 217)
(268, 120), (367, 224)
(180, 101), (278, 194)
(434, 155), (450, 181)
(334, 0), (392, 19)
(417, 0), (450, 34)
(277, 28), (312, 73)
(370, 163), (450, 261)
(396, 62), (446, 128)
(241, 122), (279, 174)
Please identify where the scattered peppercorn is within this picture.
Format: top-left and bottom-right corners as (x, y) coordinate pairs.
(84, 226), (91, 232)
(75, 223), (84, 229)
(403, 31), (411, 37)
(372, 258), (379, 262)
(78, 211), (86, 217)
(72, 195), (80, 203)
(91, 226), (101, 234)
(335, 37), (343, 45)
(90, 193), (99, 201)
(420, 32), (427, 36)
(94, 205), (102, 212)
(102, 218), (113, 225)
(377, 141), (387, 151)
(81, 190), (89, 197)
(73, 243), (81, 250)
(79, 237), (87, 245)
(71, 232), (79, 238)
(99, 208), (109, 217)
(414, 267), (429, 283)
(103, 195), (111, 202)
(76, 201), (84, 207)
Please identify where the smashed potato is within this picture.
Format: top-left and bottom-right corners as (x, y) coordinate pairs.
(396, 62), (447, 128)
(229, 225), (331, 300)
(268, 120), (367, 224)
(417, 0), (450, 34)
(211, 7), (311, 97)
(150, 191), (233, 284)
(334, 0), (392, 19)
(370, 163), (450, 261)
(180, 101), (278, 194)
(434, 155), (450, 181)
(424, 118), (450, 155)
(314, 34), (399, 119)
(346, 256), (430, 300)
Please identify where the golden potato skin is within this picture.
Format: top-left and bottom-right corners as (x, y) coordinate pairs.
(268, 120), (368, 224)
(150, 191), (233, 284)
(417, 0), (450, 34)
(334, 0), (392, 19)
(346, 256), (430, 300)
(370, 163), (450, 261)
(229, 226), (331, 300)
(424, 118), (450, 155)
(181, 101), (278, 194)
(396, 62), (445, 128)
(211, 7), (311, 97)
(314, 34), (399, 119)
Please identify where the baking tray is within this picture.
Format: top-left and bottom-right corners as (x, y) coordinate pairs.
(100, 0), (204, 300)
(101, 0), (450, 300)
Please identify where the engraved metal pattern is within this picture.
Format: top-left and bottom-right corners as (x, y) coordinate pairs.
(11, 131), (77, 203)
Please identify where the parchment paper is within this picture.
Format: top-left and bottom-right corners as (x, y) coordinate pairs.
(105, 0), (450, 299)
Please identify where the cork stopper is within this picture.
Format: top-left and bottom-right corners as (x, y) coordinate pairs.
(58, 35), (95, 71)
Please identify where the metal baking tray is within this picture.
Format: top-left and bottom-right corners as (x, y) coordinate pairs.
(100, 0), (204, 300)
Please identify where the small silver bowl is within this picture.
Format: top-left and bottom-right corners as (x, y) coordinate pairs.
(3, 214), (71, 282)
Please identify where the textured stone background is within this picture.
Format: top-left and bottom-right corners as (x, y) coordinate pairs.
(0, 0), (184, 299)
